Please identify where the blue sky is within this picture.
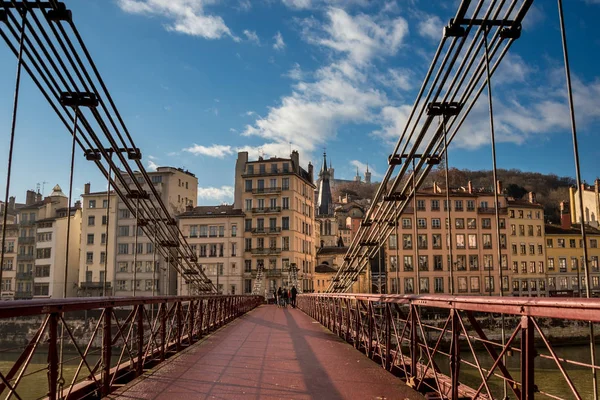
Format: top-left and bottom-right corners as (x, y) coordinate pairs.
(0, 0), (599, 206)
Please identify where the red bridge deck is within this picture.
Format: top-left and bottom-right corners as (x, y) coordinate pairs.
(109, 305), (423, 399)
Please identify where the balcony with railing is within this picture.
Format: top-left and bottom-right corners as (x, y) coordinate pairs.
(16, 253), (34, 261)
(80, 281), (111, 289)
(252, 187), (282, 195)
(266, 269), (283, 277)
(14, 290), (32, 300)
(477, 207), (508, 214)
(251, 247), (282, 255)
(251, 227), (281, 235)
(252, 207), (281, 214)
(18, 236), (35, 245)
(16, 272), (33, 280)
(19, 219), (36, 226)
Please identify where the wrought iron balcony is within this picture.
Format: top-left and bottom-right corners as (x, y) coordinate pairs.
(16, 272), (33, 280)
(14, 291), (32, 300)
(266, 269), (283, 277)
(18, 236), (35, 245)
(16, 254), (34, 261)
(251, 247), (282, 255)
(251, 227), (281, 234)
(80, 282), (111, 289)
(252, 187), (282, 195)
(252, 207), (281, 214)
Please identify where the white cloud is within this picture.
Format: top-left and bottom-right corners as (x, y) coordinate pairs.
(237, 0), (251, 11)
(282, 0), (370, 10)
(147, 155), (157, 160)
(350, 160), (379, 178)
(273, 31), (286, 50)
(284, 63), (304, 80)
(117, 0), (238, 41)
(373, 104), (412, 141)
(244, 111), (256, 117)
(418, 15), (442, 41)
(244, 30), (260, 44)
(197, 186), (234, 202)
(147, 160), (159, 171)
(183, 144), (233, 158)
(378, 68), (414, 92)
(493, 54), (534, 85)
(304, 8), (409, 65)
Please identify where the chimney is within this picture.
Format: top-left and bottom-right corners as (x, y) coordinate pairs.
(560, 201), (571, 230)
(528, 192), (536, 204)
(186, 203), (193, 212)
(291, 150), (299, 173)
(26, 190), (36, 205)
(308, 162), (314, 183)
(496, 180), (502, 195)
(467, 181), (473, 194)
(36, 192), (42, 202)
(8, 196), (15, 211)
(84, 183), (91, 195)
(74, 200), (81, 209)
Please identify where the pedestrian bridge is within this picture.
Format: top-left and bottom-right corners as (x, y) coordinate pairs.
(0, 293), (599, 400)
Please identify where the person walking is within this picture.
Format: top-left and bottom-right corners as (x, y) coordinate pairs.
(282, 287), (288, 308)
(291, 286), (297, 308)
(276, 287), (283, 308)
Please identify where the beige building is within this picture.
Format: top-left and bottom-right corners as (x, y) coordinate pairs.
(507, 193), (546, 297)
(178, 205), (244, 295)
(384, 183), (509, 296)
(233, 151), (316, 294)
(113, 167), (198, 296)
(78, 184), (117, 296)
(546, 201), (600, 297)
(315, 245), (367, 293)
(0, 221), (18, 300)
(570, 180), (600, 228)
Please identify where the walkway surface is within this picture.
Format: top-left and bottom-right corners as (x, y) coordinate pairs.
(110, 305), (424, 400)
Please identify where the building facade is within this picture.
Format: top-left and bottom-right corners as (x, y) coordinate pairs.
(78, 184), (117, 296)
(546, 202), (600, 297)
(233, 151), (316, 294)
(178, 205), (244, 295)
(570, 180), (600, 228)
(112, 167), (198, 297)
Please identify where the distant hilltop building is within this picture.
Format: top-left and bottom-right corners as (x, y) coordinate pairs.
(315, 158), (373, 189)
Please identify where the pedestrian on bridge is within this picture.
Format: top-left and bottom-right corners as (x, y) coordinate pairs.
(282, 287), (288, 308)
(277, 287), (283, 308)
(291, 286), (297, 308)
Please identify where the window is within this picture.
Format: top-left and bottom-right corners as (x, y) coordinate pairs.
(100, 252), (106, 264)
(569, 239), (576, 248)
(458, 277), (468, 293)
(403, 234), (412, 250)
(469, 255), (479, 270)
(467, 200), (475, 211)
(432, 218), (441, 229)
(484, 255), (493, 270)
(529, 244), (535, 255)
(485, 277), (494, 292)
(456, 255), (466, 270)
(389, 256), (397, 271)
(520, 244), (526, 255)
(536, 226), (542, 236)
(282, 178), (290, 190)
(592, 256), (599, 272)
(482, 234), (492, 249)
(431, 200), (440, 211)
(416, 200), (426, 211)
(245, 199), (252, 211)
(455, 200), (463, 211)
(209, 226), (218, 237)
(282, 217), (290, 230)
(467, 218), (476, 229)
(88, 200), (96, 209)
(34, 283), (49, 296)
(118, 226), (129, 237)
(404, 278), (414, 294)
(468, 234), (477, 249)
(269, 198), (277, 209)
(546, 238), (553, 248)
(118, 244), (129, 255)
(591, 239), (598, 248)
(34, 265), (50, 277)
(510, 224), (516, 235)
(538, 261), (544, 273)
(455, 218), (464, 229)
(282, 237), (290, 251)
(417, 218), (427, 229)
(388, 234), (397, 249)
(36, 248), (51, 259)
(559, 258), (567, 273)
(528, 225), (534, 236)
(87, 234), (94, 245)
(88, 216), (95, 226)
(245, 238), (252, 251)
(548, 258), (555, 270)
(231, 225), (237, 237)
(499, 218), (506, 229)
(519, 225), (525, 236)
(419, 278), (429, 293)
(470, 277), (480, 293)
(417, 234), (427, 250)
(434, 255), (443, 271)
(245, 180), (252, 192)
(282, 197), (289, 210)
(571, 257), (579, 270)
(219, 226), (225, 237)
(529, 261), (536, 273)
(455, 234), (465, 249)
(403, 256), (413, 271)
(537, 244), (543, 255)
(432, 234), (442, 249)
(558, 239), (565, 248)
(402, 218), (412, 229)
(518, 210), (524, 219)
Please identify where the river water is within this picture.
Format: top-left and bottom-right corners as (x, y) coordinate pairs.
(1, 344), (599, 399)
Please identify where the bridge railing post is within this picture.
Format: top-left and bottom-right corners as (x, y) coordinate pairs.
(367, 302), (374, 358)
(102, 308), (112, 397)
(188, 300), (195, 345)
(410, 305), (418, 379)
(160, 303), (166, 361)
(450, 309), (461, 399)
(385, 303), (391, 370)
(47, 312), (59, 400)
(136, 305), (144, 376)
(521, 315), (535, 398)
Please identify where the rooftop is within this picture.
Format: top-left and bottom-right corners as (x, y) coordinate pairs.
(315, 264), (337, 273)
(317, 246), (349, 255)
(545, 224), (600, 235)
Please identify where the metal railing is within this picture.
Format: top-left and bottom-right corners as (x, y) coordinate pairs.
(298, 293), (600, 400)
(0, 295), (261, 400)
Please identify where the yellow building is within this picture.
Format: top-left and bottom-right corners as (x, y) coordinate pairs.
(506, 193), (546, 297)
(570, 180), (599, 228)
(78, 184), (117, 296)
(233, 151), (316, 294)
(314, 245), (367, 293)
(546, 202), (600, 297)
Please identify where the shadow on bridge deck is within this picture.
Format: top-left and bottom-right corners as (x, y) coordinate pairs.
(109, 304), (424, 400)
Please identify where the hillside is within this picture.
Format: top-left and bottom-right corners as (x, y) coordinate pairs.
(333, 168), (579, 223)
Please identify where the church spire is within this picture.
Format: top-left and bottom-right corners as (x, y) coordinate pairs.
(317, 151), (333, 216)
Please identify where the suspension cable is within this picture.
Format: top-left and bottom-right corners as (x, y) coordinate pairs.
(0, 9), (26, 298)
(557, 1), (598, 398)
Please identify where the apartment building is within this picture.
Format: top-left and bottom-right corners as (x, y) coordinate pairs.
(385, 182), (509, 296)
(569, 180), (599, 228)
(178, 205), (244, 295)
(13, 185), (81, 299)
(0, 222), (18, 300)
(113, 167), (198, 296)
(546, 202), (600, 297)
(507, 193), (547, 297)
(78, 184), (117, 296)
(233, 151), (316, 294)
